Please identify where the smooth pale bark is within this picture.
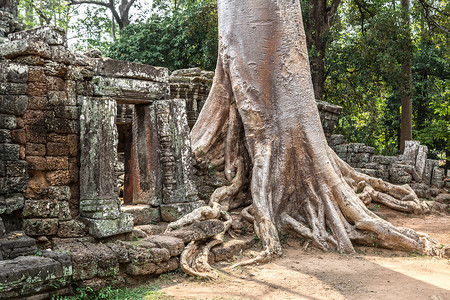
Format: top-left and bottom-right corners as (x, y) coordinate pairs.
(167, 0), (440, 278)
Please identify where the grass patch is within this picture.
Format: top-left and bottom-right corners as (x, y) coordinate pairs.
(53, 284), (168, 300)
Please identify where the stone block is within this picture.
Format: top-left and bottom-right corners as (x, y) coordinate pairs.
(9, 26), (67, 46)
(44, 61), (68, 77)
(0, 231), (37, 259)
(6, 160), (27, 177)
(22, 200), (60, 218)
(423, 159), (438, 185)
(0, 82), (27, 95)
(82, 213), (133, 238)
(106, 241), (130, 263)
(23, 109), (47, 126)
(80, 199), (120, 220)
(6, 176), (28, 192)
(51, 45), (75, 64)
(26, 125), (47, 143)
(14, 55), (45, 66)
(41, 249), (72, 277)
(0, 255), (71, 299)
(431, 167), (444, 188)
(23, 218), (58, 236)
(0, 113), (16, 129)
(27, 81), (48, 97)
(121, 205), (160, 226)
(46, 185), (71, 200)
(92, 76), (169, 102)
(83, 242), (119, 278)
(435, 193), (450, 204)
(160, 201), (205, 222)
(46, 142), (70, 156)
(57, 219), (87, 237)
(28, 67), (46, 82)
(46, 118), (78, 134)
(67, 134), (78, 156)
(45, 170), (70, 186)
(46, 156), (69, 170)
(94, 59), (169, 82)
(0, 194), (25, 214)
(27, 156), (47, 170)
(143, 235), (184, 257)
(47, 90), (68, 106)
(0, 62), (28, 83)
(125, 255), (178, 276)
(53, 105), (79, 120)
(26, 143), (46, 156)
(54, 242), (97, 281)
(402, 140), (420, 162)
(415, 145), (428, 178)
(47, 76), (65, 91)
(0, 129), (11, 143)
(58, 201), (72, 221)
(0, 95), (28, 115)
(0, 217), (5, 236)
(27, 96), (47, 110)
(47, 133), (68, 143)
(11, 128), (26, 144)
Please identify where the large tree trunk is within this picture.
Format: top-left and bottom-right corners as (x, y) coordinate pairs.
(166, 0), (440, 278)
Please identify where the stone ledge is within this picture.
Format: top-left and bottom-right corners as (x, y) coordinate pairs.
(82, 213), (133, 238)
(94, 58), (169, 83)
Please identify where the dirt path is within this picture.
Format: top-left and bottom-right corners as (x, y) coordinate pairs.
(160, 212), (450, 300)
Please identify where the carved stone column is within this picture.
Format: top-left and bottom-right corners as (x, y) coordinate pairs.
(155, 99), (203, 221)
(79, 97), (132, 238)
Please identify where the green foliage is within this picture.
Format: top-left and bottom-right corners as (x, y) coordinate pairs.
(108, 0), (218, 71)
(52, 284), (165, 300)
(323, 0), (449, 156)
(18, 0), (72, 30)
(70, 6), (116, 54)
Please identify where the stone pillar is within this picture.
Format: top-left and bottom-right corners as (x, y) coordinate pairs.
(79, 97), (132, 238)
(132, 104), (162, 207)
(155, 99), (203, 221)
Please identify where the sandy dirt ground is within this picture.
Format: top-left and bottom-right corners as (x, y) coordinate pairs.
(159, 209), (450, 300)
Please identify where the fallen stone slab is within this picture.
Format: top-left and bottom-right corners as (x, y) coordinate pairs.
(0, 255), (71, 299)
(435, 193), (450, 205)
(142, 235), (184, 257)
(0, 231), (36, 259)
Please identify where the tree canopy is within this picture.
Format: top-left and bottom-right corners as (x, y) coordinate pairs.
(17, 0), (449, 159)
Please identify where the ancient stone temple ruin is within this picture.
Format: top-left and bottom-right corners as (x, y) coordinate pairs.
(0, 20), (448, 299)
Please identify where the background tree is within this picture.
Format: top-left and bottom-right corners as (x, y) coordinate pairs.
(108, 0), (218, 71)
(18, 0), (72, 30)
(300, 0), (342, 101)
